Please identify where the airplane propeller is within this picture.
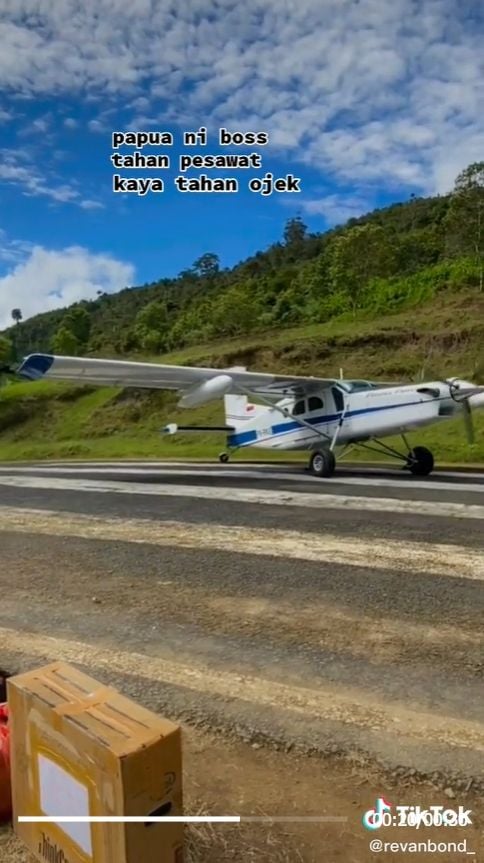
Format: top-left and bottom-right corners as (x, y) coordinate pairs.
(441, 376), (484, 445)
(461, 399), (475, 445)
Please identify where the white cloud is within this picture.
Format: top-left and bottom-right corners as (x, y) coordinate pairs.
(80, 198), (105, 210)
(87, 107), (119, 133)
(0, 229), (33, 265)
(63, 117), (78, 129)
(0, 0), (482, 197)
(0, 244), (135, 330)
(17, 112), (53, 137)
(0, 148), (103, 207)
(87, 118), (105, 132)
(299, 194), (374, 226)
(32, 116), (50, 133)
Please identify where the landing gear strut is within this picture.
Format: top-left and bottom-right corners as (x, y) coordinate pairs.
(345, 436), (435, 477)
(406, 445), (434, 476)
(309, 449), (336, 478)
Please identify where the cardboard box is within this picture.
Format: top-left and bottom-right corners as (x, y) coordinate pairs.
(7, 662), (184, 863)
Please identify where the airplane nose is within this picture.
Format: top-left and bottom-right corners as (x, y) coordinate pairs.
(451, 379), (484, 407)
(450, 379), (482, 396)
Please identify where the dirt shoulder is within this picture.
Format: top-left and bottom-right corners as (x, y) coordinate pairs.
(1, 726), (483, 863)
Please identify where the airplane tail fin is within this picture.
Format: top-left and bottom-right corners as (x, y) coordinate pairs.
(224, 394), (251, 429)
(224, 394), (266, 429)
(224, 366), (265, 429)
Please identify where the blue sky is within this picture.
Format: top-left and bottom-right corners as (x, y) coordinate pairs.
(0, 0), (483, 330)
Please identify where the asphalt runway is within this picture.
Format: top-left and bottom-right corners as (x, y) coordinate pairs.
(0, 459), (483, 786)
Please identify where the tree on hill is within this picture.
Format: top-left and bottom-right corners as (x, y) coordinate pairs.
(328, 223), (398, 313)
(62, 307), (91, 346)
(0, 336), (12, 366)
(178, 267), (197, 281)
(167, 301), (214, 347)
(51, 326), (81, 356)
(283, 216), (307, 247)
(9, 308), (23, 362)
(282, 217), (309, 265)
(193, 252), (220, 279)
(210, 283), (261, 337)
(133, 300), (169, 352)
(445, 162), (484, 292)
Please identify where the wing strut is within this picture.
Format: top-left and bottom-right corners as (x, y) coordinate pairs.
(329, 400), (349, 451)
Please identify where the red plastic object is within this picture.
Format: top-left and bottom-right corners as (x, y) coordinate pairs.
(0, 703), (11, 823)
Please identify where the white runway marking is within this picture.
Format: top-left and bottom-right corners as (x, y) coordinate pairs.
(2, 473), (484, 519)
(1, 506), (483, 580)
(1, 463), (484, 493)
(0, 625), (481, 752)
(6, 460), (484, 482)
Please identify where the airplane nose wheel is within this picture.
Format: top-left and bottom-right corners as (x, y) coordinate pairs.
(218, 452), (230, 463)
(406, 446), (434, 476)
(309, 449), (336, 478)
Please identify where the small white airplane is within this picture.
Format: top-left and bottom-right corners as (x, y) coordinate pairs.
(12, 352), (484, 478)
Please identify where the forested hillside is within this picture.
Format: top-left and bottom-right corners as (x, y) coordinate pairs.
(1, 162), (484, 463)
(0, 162), (480, 363)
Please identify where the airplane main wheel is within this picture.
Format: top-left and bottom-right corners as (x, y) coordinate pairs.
(309, 449), (336, 478)
(219, 452), (229, 463)
(407, 446), (434, 476)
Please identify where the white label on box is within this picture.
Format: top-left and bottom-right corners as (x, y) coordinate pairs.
(38, 754), (93, 857)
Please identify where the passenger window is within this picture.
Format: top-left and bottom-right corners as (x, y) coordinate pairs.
(332, 387), (344, 412)
(308, 396), (323, 412)
(293, 400), (306, 415)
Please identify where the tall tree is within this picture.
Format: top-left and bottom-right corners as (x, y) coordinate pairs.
(283, 216), (307, 247)
(192, 253), (220, 278)
(10, 308), (23, 363)
(445, 162), (484, 291)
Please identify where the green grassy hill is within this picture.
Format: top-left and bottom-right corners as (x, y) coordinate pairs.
(1, 180), (484, 465)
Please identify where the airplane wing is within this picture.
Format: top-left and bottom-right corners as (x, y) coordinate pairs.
(17, 353), (338, 401)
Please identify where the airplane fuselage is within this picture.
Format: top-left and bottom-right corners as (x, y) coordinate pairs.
(227, 380), (481, 451)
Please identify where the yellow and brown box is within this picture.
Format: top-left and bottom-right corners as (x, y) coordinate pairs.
(7, 661), (184, 863)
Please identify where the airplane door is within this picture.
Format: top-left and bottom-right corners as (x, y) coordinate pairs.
(331, 385), (356, 441)
(305, 393), (337, 442)
(331, 386), (349, 436)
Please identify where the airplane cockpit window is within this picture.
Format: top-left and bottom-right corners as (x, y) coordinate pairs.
(339, 380), (378, 393)
(308, 396), (323, 412)
(292, 400), (306, 415)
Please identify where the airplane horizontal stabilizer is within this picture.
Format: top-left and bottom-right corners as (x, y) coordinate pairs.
(162, 424), (235, 435)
